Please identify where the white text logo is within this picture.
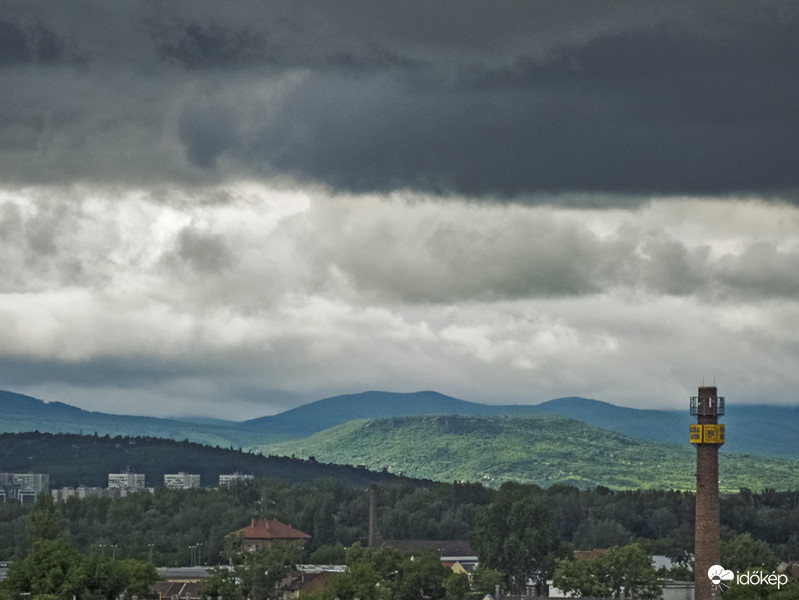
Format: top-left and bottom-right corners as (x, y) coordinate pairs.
(708, 564), (790, 590)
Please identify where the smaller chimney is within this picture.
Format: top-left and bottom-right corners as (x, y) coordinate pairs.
(251, 518), (255, 527)
(368, 485), (379, 548)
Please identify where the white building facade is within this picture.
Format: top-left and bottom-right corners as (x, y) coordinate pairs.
(164, 472), (201, 489)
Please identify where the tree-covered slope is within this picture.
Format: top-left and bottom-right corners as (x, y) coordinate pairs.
(260, 414), (799, 492)
(0, 432), (403, 489)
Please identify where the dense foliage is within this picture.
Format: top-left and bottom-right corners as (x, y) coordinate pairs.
(470, 483), (568, 594)
(2, 479), (799, 577)
(203, 540), (303, 600)
(0, 496), (157, 600)
(553, 543), (662, 599)
(0, 478), (490, 565)
(301, 544), (467, 600)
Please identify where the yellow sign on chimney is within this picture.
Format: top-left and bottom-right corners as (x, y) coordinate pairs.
(703, 424), (725, 444)
(690, 424), (725, 444)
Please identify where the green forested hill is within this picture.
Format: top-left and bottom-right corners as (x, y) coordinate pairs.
(260, 414), (799, 492)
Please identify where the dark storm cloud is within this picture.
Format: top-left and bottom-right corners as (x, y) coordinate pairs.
(0, 354), (207, 388)
(0, 18), (83, 66)
(241, 14), (799, 198)
(1, 1), (798, 201)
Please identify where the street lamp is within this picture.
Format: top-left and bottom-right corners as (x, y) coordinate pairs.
(147, 543), (154, 563)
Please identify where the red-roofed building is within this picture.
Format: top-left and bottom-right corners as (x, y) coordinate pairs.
(237, 519), (311, 553)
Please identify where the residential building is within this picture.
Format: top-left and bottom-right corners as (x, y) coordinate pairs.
(108, 471), (146, 489)
(219, 472), (254, 486)
(0, 472), (50, 505)
(51, 486), (105, 502)
(106, 485), (153, 498)
(12, 472), (50, 494)
(0, 473), (17, 504)
(236, 519), (311, 553)
(164, 472), (201, 489)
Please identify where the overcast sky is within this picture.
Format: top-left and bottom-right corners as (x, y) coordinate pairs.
(2, 1), (799, 419)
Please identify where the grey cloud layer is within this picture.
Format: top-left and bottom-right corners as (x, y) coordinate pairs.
(1, 2), (798, 199)
(2, 187), (799, 415)
(3, 189), (799, 305)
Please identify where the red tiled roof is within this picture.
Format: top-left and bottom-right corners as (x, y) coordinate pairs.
(237, 519), (311, 540)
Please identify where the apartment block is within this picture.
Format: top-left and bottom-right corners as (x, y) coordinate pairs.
(108, 471), (146, 489)
(219, 472), (254, 486)
(164, 472), (201, 489)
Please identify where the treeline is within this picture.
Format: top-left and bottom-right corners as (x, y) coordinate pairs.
(2, 477), (799, 567)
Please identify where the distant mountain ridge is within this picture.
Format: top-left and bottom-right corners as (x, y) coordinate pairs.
(240, 390), (496, 435)
(0, 389), (270, 448)
(2, 388), (799, 461)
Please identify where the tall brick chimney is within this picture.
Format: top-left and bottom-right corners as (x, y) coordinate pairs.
(690, 386), (725, 600)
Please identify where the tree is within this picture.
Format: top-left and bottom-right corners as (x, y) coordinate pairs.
(444, 572), (471, 600)
(29, 494), (61, 542)
(722, 533), (779, 573)
(572, 518), (631, 550)
(553, 543), (662, 599)
(210, 541), (302, 600)
(394, 552), (448, 600)
(203, 566), (244, 600)
(470, 564), (503, 595)
(1, 539), (86, 600)
(118, 558), (159, 599)
(470, 483), (566, 594)
(304, 544), (452, 600)
(82, 554), (127, 600)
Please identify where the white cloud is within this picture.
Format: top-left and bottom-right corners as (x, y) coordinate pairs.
(2, 185), (799, 417)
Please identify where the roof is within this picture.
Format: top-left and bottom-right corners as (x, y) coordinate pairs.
(237, 519), (311, 540)
(573, 549), (610, 561)
(157, 566), (222, 580)
(151, 580), (205, 599)
(381, 539), (475, 557)
(281, 571), (331, 593)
